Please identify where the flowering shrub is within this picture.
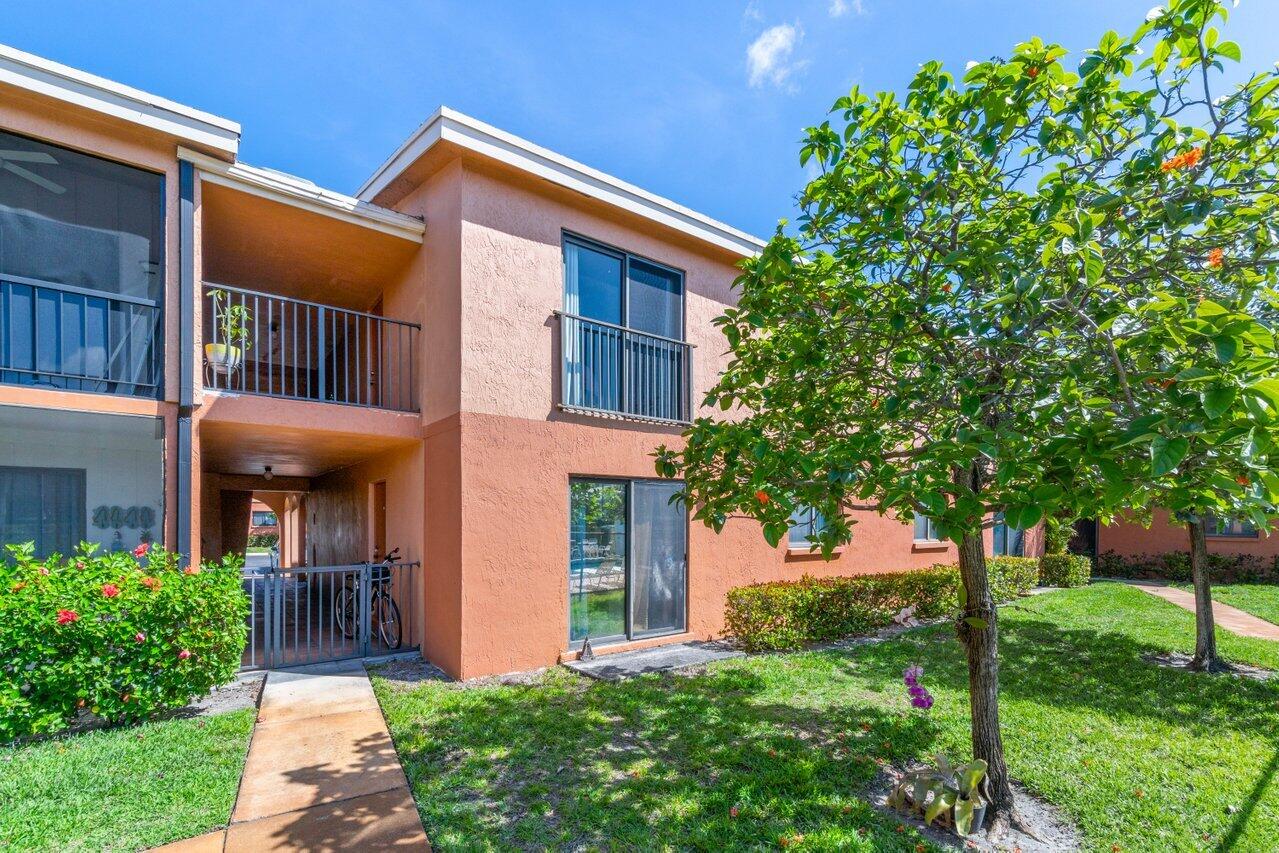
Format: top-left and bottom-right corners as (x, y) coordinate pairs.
(0, 543), (247, 741)
(1039, 554), (1092, 588)
(723, 559), (1039, 652)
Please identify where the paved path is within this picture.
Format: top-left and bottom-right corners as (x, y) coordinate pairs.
(158, 661), (428, 851)
(1129, 582), (1279, 641)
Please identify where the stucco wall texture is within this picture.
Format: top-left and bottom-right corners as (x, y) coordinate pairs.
(420, 160), (970, 677)
(1101, 510), (1279, 560)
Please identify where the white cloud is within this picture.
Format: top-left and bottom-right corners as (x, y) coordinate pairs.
(829, 0), (866, 17)
(747, 23), (804, 88)
(743, 1), (763, 22)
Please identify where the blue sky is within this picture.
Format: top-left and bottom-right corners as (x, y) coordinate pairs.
(4, 1), (1278, 238)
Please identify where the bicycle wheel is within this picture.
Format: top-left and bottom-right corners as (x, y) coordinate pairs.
(375, 593), (402, 649)
(334, 582), (357, 638)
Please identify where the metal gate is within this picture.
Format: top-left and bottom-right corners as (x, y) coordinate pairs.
(240, 562), (421, 670)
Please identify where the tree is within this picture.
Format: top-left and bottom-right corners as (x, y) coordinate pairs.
(1017, 0), (1279, 672)
(656, 0), (1279, 836)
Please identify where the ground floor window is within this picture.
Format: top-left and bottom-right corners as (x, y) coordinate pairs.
(993, 512), (1025, 556)
(0, 405), (163, 558)
(568, 478), (686, 645)
(1205, 515), (1259, 538)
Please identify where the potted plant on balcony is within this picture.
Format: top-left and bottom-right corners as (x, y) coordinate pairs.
(205, 288), (251, 373)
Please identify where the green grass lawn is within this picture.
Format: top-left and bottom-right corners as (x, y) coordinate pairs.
(372, 583), (1279, 852)
(1204, 583), (1279, 627)
(0, 709), (255, 851)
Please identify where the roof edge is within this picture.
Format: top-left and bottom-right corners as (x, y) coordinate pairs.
(358, 106), (766, 257)
(0, 43), (240, 155)
(179, 147), (424, 242)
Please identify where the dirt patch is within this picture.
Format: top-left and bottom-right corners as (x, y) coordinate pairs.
(182, 671), (265, 716)
(870, 766), (1081, 852)
(1142, 651), (1275, 680)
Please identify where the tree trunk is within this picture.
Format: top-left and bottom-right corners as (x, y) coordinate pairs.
(955, 528), (1016, 835)
(1187, 517), (1228, 673)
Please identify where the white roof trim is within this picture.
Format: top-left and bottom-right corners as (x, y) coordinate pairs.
(358, 107), (766, 257)
(179, 147), (424, 242)
(0, 43), (240, 155)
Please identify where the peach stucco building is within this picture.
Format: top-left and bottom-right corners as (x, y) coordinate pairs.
(0, 44), (1178, 679)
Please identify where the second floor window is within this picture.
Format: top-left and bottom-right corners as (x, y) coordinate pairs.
(564, 235), (683, 339)
(561, 235), (690, 422)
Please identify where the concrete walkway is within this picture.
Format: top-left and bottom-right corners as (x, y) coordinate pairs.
(1129, 582), (1279, 641)
(158, 661), (428, 851)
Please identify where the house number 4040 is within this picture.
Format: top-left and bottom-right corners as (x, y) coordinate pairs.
(92, 505), (156, 530)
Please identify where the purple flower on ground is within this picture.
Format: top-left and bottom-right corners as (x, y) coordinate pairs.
(903, 663), (933, 710)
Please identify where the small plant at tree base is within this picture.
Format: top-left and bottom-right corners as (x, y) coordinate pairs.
(889, 756), (989, 836)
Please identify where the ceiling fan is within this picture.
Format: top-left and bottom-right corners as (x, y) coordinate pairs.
(0, 150), (65, 194)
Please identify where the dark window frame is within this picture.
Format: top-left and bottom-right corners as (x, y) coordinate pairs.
(561, 232), (687, 342)
(0, 465), (86, 558)
(1205, 515), (1260, 538)
(567, 475), (689, 648)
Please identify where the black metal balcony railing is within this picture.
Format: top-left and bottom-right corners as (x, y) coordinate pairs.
(203, 283), (419, 412)
(559, 311), (692, 424)
(0, 275), (160, 398)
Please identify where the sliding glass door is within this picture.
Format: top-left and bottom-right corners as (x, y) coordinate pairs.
(568, 477), (687, 645)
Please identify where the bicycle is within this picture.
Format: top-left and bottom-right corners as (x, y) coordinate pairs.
(334, 548), (403, 650)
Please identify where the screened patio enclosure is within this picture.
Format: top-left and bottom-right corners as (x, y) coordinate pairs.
(0, 130), (164, 398)
(0, 405), (164, 559)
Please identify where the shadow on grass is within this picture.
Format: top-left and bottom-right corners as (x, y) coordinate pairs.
(381, 666), (941, 850)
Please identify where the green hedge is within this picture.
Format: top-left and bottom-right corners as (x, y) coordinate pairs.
(988, 556), (1041, 601)
(1, 543), (248, 741)
(247, 532), (278, 549)
(1040, 554), (1092, 588)
(724, 557), (1039, 652)
(1095, 550), (1279, 584)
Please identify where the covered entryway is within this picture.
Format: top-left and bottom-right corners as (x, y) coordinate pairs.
(195, 398), (424, 670)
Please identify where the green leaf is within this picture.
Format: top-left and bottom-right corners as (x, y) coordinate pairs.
(963, 616), (988, 629)
(1150, 435), (1190, 476)
(954, 797), (976, 836)
(1217, 41), (1242, 62)
(1201, 385), (1237, 419)
(1250, 379), (1279, 410)
(1213, 335), (1238, 364)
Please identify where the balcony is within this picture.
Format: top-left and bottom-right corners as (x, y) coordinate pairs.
(202, 283), (420, 412)
(0, 276), (160, 398)
(558, 311), (692, 424)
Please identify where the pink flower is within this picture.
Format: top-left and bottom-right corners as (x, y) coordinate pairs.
(38, 567), (50, 576)
(75, 561), (85, 569)
(56, 609), (79, 625)
(101, 583), (120, 598)
(140, 576), (161, 591)
(134, 632), (146, 643)
(182, 566), (200, 576)
(177, 649), (192, 661)
(133, 542), (150, 559)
